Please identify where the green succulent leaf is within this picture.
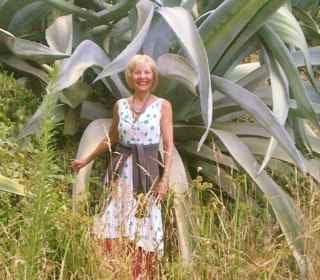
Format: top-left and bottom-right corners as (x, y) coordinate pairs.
(156, 53), (198, 95)
(258, 47), (289, 174)
(267, 5), (318, 91)
(212, 0), (287, 75)
(46, 14), (73, 55)
(211, 129), (309, 276)
(55, 40), (130, 97)
(259, 25), (320, 127)
(94, 0), (155, 82)
(0, 28), (68, 64)
(213, 75), (305, 173)
(0, 54), (48, 82)
(158, 6), (213, 150)
(8, 1), (51, 35)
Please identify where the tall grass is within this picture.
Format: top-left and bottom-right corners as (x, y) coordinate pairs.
(0, 71), (319, 279)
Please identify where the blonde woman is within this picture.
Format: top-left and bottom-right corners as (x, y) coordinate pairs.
(72, 54), (173, 279)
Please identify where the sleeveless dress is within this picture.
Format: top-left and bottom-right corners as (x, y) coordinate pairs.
(93, 97), (164, 254)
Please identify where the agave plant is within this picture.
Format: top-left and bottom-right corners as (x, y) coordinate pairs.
(1, 0), (320, 277)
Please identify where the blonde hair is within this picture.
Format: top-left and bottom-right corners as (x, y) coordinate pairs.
(125, 54), (159, 92)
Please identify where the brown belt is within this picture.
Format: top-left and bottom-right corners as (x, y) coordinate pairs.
(105, 143), (162, 194)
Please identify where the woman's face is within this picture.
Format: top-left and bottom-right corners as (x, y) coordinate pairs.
(131, 62), (154, 94)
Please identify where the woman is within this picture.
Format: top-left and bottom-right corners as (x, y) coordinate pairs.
(71, 54), (173, 279)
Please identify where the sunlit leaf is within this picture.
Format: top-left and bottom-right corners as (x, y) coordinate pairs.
(0, 54), (48, 82)
(158, 6), (213, 150)
(46, 14), (73, 55)
(157, 53), (198, 95)
(0, 28), (68, 64)
(213, 75), (305, 173)
(212, 129), (309, 276)
(94, 0), (155, 82)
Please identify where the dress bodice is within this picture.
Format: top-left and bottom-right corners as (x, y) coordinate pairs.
(117, 98), (162, 145)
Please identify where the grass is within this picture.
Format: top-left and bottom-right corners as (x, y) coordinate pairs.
(0, 71), (320, 279)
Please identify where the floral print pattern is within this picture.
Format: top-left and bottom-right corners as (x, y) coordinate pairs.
(93, 98), (164, 254)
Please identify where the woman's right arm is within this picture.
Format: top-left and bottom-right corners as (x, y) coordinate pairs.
(71, 101), (119, 173)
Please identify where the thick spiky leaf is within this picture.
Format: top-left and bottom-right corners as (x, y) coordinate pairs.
(169, 146), (192, 265)
(179, 140), (238, 170)
(267, 6), (318, 90)
(259, 25), (320, 127)
(0, 174), (26, 196)
(212, 129), (308, 277)
(0, 28), (68, 64)
(94, 0), (154, 82)
(212, 0), (287, 75)
(158, 6), (213, 150)
(142, 16), (173, 59)
(258, 47), (289, 174)
(73, 118), (112, 210)
(292, 46), (320, 67)
(240, 137), (320, 184)
(80, 101), (111, 121)
(59, 81), (92, 109)
(46, 14), (73, 55)
(8, 1), (51, 35)
(156, 53), (198, 95)
(54, 40), (130, 97)
(0, 54), (48, 82)
(199, 0), (287, 72)
(213, 75), (305, 172)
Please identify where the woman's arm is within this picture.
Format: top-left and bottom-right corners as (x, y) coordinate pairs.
(155, 99), (173, 200)
(71, 101), (119, 173)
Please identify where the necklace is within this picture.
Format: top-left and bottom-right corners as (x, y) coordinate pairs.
(131, 94), (152, 115)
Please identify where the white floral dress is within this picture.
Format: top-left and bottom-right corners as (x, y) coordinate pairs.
(93, 97), (164, 254)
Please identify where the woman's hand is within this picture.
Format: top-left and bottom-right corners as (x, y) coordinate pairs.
(71, 158), (89, 173)
(154, 178), (169, 201)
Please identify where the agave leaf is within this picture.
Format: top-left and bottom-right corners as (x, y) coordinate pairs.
(0, 28), (68, 64)
(55, 40), (129, 98)
(0, 174), (26, 196)
(258, 47), (289, 174)
(224, 62), (260, 82)
(259, 25), (320, 127)
(8, 1), (51, 35)
(267, 6), (318, 91)
(214, 122), (269, 138)
(73, 118), (112, 210)
(142, 16), (174, 59)
(80, 101), (112, 121)
(158, 6), (213, 150)
(292, 117), (313, 156)
(59, 81), (92, 109)
(0, 54), (48, 82)
(240, 136), (320, 184)
(63, 107), (80, 135)
(213, 75), (305, 173)
(19, 94), (60, 138)
(180, 140), (238, 170)
(237, 65), (268, 91)
(292, 46), (320, 67)
(211, 129), (309, 276)
(212, 0), (287, 75)
(46, 14), (73, 55)
(156, 53), (198, 95)
(199, 0), (268, 70)
(170, 146), (192, 264)
(93, 0), (154, 82)
(191, 159), (239, 200)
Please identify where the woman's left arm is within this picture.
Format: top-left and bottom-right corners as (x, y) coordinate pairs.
(156, 99), (174, 201)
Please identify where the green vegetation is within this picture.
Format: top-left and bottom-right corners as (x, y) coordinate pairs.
(1, 0), (320, 279)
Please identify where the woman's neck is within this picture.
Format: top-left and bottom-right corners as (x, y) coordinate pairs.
(133, 91), (151, 101)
